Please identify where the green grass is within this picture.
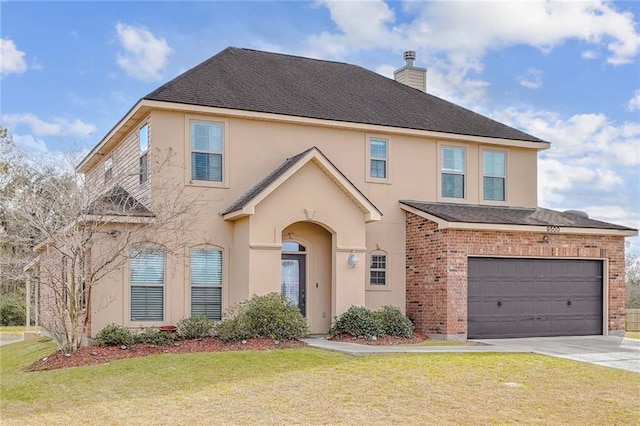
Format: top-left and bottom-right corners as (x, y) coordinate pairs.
(1, 340), (639, 425)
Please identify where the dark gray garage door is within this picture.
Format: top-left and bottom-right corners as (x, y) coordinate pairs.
(468, 258), (603, 339)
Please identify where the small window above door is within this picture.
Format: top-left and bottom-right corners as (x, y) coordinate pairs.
(282, 242), (306, 252)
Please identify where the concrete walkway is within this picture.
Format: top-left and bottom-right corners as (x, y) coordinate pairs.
(473, 335), (640, 373)
(301, 336), (528, 356)
(301, 335), (640, 373)
(0, 333), (24, 346)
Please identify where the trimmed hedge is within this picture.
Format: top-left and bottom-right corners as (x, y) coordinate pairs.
(93, 323), (135, 347)
(215, 293), (308, 342)
(177, 315), (215, 340)
(328, 305), (414, 339)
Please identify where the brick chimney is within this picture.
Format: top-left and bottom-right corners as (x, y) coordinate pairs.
(394, 51), (427, 92)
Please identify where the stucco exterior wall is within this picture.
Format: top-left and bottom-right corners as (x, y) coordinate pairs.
(405, 212), (626, 340)
(76, 108), (543, 336)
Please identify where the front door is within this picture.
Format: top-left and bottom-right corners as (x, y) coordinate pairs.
(281, 253), (306, 316)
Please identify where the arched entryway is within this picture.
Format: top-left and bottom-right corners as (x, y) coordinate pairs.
(282, 222), (332, 333)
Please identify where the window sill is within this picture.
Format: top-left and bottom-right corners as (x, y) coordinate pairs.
(365, 177), (392, 185)
(366, 285), (391, 292)
(186, 180), (229, 189)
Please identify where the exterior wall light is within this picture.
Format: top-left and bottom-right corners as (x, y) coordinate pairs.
(347, 250), (359, 268)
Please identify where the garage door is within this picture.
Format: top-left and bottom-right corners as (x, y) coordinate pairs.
(468, 258), (603, 339)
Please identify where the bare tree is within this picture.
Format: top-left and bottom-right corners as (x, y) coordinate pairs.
(626, 247), (640, 309)
(1, 128), (204, 352)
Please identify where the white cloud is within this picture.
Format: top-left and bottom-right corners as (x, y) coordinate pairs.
(115, 22), (173, 81)
(0, 38), (28, 76)
(2, 113), (95, 138)
(517, 68), (543, 89)
(628, 90), (640, 112)
(305, 1), (640, 104)
(13, 134), (49, 154)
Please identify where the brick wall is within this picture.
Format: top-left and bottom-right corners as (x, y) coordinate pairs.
(405, 211), (627, 339)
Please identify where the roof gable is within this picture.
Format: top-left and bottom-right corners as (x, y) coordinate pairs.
(145, 47), (546, 144)
(222, 147), (382, 222)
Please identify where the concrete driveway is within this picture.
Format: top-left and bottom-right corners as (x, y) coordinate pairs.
(473, 335), (640, 373)
(0, 333), (24, 346)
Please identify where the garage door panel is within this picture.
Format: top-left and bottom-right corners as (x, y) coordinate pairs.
(468, 258), (603, 339)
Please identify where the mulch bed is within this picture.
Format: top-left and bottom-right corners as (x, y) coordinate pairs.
(26, 337), (305, 372)
(26, 332), (430, 371)
(329, 332), (428, 345)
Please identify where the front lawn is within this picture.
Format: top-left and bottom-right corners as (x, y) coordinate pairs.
(1, 339), (638, 425)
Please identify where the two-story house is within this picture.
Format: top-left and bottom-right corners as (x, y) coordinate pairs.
(37, 47), (636, 340)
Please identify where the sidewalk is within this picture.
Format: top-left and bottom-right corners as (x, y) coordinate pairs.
(300, 335), (528, 356)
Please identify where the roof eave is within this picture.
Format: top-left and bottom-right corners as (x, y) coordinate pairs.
(400, 204), (637, 237)
(76, 100), (152, 174)
(140, 100), (551, 149)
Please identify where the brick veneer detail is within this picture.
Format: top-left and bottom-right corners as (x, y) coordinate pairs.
(405, 212), (626, 339)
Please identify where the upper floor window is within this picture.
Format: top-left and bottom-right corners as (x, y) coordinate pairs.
(441, 147), (465, 198)
(191, 121), (223, 182)
(130, 248), (165, 322)
(369, 252), (387, 286)
(139, 124), (149, 184)
(104, 157), (113, 183)
(190, 248), (223, 321)
(483, 151), (506, 201)
(369, 138), (387, 179)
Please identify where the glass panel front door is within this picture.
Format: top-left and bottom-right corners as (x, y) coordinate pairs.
(281, 254), (306, 316)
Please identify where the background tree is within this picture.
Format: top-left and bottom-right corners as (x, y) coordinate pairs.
(0, 126), (203, 351)
(626, 247), (640, 309)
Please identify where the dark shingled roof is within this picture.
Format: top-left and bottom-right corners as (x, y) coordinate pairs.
(145, 47), (547, 144)
(86, 186), (154, 218)
(400, 201), (636, 231)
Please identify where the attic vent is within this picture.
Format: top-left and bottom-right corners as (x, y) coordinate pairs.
(564, 210), (589, 219)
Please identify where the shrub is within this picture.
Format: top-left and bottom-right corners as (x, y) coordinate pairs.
(328, 305), (383, 339)
(177, 315), (215, 340)
(244, 293), (308, 340)
(215, 293), (308, 342)
(93, 324), (134, 347)
(216, 316), (252, 343)
(374, 305), (414, 338)
(0, 299), (26, 326)
(135, 327), (175, 346)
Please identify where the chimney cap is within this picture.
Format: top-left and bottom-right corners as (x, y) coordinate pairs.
(403, 50), (416, 67)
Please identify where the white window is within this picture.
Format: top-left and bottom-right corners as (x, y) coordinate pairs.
(130, 248), (164, 322)
(369, 138), (387, 179)
(139, 124), (149, 184)
(104, 157), (113, 183)
(191, 121), (223, 182)
(483, 151), (505, 201)
(441, 147), (465, 198)
(370, 253), (387, 286)
(190, 248), (222, 321)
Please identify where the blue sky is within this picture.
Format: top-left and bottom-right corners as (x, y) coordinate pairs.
(1, 1), (639, 251)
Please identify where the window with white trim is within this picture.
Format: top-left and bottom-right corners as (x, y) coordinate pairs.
(191, 121), (223, 182)
(139, 124), (149, 184)
(130, 248), (164, 321)
(441, 147), (465, 198)
(483, 151), (505, 201)
(369, 138), (387, 179)
(104, 157), (113, 183)
(190, 248), (222, 321)
(369, 253), (387, 286)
